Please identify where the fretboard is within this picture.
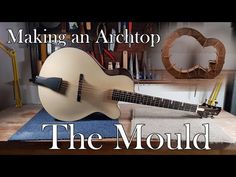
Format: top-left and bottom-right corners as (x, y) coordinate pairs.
(112, 89), (198, 112)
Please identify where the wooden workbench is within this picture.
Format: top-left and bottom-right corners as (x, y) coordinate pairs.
(0, 104), (236, 155)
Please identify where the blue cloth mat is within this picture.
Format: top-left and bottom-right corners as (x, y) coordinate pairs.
(9, 109), (119, 141)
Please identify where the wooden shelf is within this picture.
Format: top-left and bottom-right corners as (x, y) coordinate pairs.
(133, 70), (236, 85)
(134, 79), (219, 85)
(134, 80), (173, 84)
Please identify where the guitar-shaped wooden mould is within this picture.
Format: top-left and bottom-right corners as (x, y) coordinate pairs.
(161, 27), (226, 79)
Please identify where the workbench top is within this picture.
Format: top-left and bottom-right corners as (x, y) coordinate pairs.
(0, 104), (236, 155)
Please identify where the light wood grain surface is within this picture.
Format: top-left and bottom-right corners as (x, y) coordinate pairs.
(0, 105), (42, 141)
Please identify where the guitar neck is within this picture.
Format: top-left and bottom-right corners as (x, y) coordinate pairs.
(112, 89), (198, 113)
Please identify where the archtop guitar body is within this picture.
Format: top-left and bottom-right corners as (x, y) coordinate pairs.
(36, 47), (221, 121)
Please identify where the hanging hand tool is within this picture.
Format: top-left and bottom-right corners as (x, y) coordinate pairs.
(122, 22), (127, 35)
(85, 22), (95, 58)
(80, 22), (85, 34)
(123, 50), (128, 69)
(108, 28), (116, 51)
(0, 40), (22, 108)
(128, 22), (132, 48)
(68, 22), (79, 32)
(108, 62), (113, 70)
(104, 49), (115, 60)
(129, 53), (134, 78)
(118, 22), (121, 33)
(85, 22), (91, 30)
(135, 53), (139, 79)
(96, 23), (107, 66)
(97, 38), (104, 66)
(87, 42), (95, 58)
(115, 62), (120, 69)
(142, 51), (147, 79)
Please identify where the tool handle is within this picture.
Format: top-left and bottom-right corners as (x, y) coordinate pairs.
(86, 22), (91, 30)
(97, 39), (104, 66)
(122, 51), (128, 69)
(104, 49), (115, 60)
(129, 53), (133, 78)
(109, 29), (116, 51)
(80, 22), (85, 34)
(100, 54), (104, 66)
(128, 22), (132, 33)
(122, 22), (127, 32)
(118, 22), (121, 33)
(135, 53), (139, 79)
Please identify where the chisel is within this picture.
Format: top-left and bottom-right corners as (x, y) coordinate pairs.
(118, 22), (121, 33)
(109, 28), (116, 51)
(135, 52), (139, 79)
(129, 53), (133, 78)
(142, 51), (147, 79)
(128, 22), (132, 48)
